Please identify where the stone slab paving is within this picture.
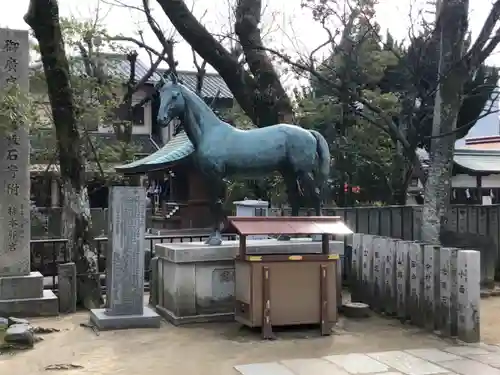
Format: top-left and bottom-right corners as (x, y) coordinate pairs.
(324, 353), (389, 373)
(234, 345), (500, 375)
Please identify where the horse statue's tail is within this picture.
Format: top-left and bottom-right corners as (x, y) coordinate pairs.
(309, 129), (330, 192)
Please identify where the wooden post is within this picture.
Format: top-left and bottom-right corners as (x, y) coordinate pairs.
(262, 266), (274, 339)
(320, 264), (331, 335)
(321, 233), (329, 254)
(239, 235), (247, 258)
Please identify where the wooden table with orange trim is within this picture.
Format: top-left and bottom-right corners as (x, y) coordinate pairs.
(226, 216), (353, 340)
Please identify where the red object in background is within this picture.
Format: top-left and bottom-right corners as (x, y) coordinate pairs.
(344, 183), (361, 193)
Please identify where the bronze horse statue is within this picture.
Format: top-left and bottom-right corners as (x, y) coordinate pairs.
(157, 76), (330, 245)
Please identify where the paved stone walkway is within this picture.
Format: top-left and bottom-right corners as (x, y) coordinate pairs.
(234, 344), (500, 375)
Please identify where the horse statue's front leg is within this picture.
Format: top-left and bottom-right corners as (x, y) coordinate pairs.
(205, 197), (224, 246)
(204, 175), (226, 246)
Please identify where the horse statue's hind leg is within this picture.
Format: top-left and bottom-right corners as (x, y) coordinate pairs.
(282, 171), (301, 216)
(277, 171), (302, 241)
(298, 171), (323, 216)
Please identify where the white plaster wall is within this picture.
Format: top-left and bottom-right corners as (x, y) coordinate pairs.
(482, 174), (500, 188)
(97, 89), (152, 135)
(161, 118), (178, 144)
(450, 173), (500, 188)
(131, 89), (150, 135)
(451, 174), (477, 188)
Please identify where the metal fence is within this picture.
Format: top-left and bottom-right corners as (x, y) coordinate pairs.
(30, 233), (350, 293)
(30, 233), (238, 293)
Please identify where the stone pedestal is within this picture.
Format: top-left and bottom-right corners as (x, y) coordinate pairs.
(152, 239), (344, 325)
(423, 245), (440, 330)
(90, 186), (160, 330)
(360, 235), (374, 305)
(438, 247), (458, 336)
(372, 237), (384, 311)
(457, 250), (480, 343)
(0, 272), (58, 317)
(58, 263), (77, 314)
(383, 239), (397, 315)
(0, 28), (57, 317)
(395, 241), (409, 320)
(350, 234), (363, 302)
(408, 242), (424, 327)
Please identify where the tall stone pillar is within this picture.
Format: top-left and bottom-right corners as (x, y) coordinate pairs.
(0, 28), (57, 317)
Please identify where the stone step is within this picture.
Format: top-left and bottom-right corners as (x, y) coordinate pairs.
(0, 289), (58, 317)
(0, 271), (44, 300)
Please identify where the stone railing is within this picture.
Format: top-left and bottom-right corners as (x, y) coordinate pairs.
(350, 234), (480, 343)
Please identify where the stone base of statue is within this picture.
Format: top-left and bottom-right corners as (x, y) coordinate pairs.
(0, 272), (59, 317)
(150, 239), (345, 325)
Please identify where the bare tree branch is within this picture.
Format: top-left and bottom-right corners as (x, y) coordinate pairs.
(464, 0), (500, 70)
(155, 0), (271, 124)
(192, 48), (207, 96)
(108, 34), (171, 64)
(139, 30), (154, 66)
(141, 0), (177, 75)
(259, 43), (427, 182)
(234, 0), (294, 124)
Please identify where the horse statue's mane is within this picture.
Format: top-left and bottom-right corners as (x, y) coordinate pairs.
(178, 84), (223, 126)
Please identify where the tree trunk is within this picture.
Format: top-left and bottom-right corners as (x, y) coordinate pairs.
(234, 0), (294, 126)
(154, 0), (294, 126)
(421, 0), (468, 244)
(390, 155), (411, 205)
(25, 0), (102, 309)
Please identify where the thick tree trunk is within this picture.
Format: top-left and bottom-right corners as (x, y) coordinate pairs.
(60, 182), (101, 308)
(25, 0), (102, 309)
(421, 0), (468, 244)
(390, 156), (411, 205)
(234, 0), (294, 125)
(154, 0), (294, 126)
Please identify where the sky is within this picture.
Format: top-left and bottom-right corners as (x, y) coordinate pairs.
(2, 0), (499, 140)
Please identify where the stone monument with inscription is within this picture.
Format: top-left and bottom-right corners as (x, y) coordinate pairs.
(89, 186), (160, 330)
(438, 247), (458, 336)
(383, 238), (396, 315)
(395, 240), (409, 320)
(0, 28), (58, 317)
(408, 242), (424, 327)
(457, 249), (480, 343)
(372, 236), (383, 311)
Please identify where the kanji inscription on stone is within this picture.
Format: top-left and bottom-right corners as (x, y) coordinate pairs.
(0, 28), (30, 277)
(105, 186), (146, 316)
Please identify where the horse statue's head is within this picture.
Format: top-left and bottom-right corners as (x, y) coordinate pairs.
(156, 74), (187, 127)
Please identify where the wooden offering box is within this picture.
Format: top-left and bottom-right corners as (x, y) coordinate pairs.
(226, 216), (353, 339)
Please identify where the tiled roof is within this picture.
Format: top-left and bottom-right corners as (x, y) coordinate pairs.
(158, 69), (233, 99)
(29, 129), (158, 163)
(30, 55), (234, 99)
(30, 53), (161, 83)
(90, 132), (159, 155)
(96, 55), (161, 83)
(115, 131), (194, 173)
